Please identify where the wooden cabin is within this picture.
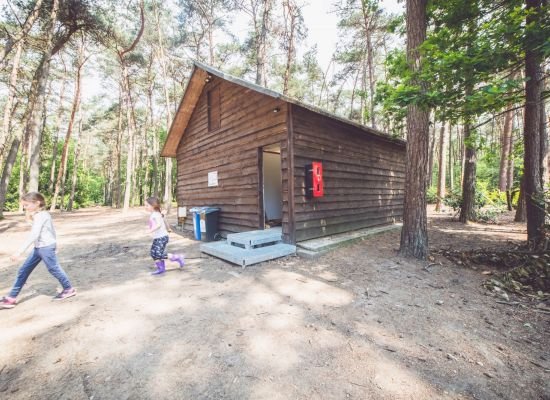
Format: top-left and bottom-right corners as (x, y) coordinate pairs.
(161, 61), (406, 244)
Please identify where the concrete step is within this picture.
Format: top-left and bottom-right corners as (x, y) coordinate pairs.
(226, 227), (282, 249)
(200, 240), (296, 267)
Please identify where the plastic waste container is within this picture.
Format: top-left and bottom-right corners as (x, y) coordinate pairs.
(189, 206), (220, 241)
(189, 207), (203, 240)
(199, 207), (220, 241)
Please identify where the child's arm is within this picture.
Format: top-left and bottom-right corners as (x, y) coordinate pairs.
(12, 212), (47, 259)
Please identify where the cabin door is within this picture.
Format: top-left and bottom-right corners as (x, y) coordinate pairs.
(260, 144), (283, 229)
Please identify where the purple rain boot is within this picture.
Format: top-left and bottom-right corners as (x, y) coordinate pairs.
(170, 253), (185, 268)
(151, 260), (166, 275)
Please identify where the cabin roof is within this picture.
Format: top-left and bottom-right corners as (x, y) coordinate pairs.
(161, 61), (405, 157)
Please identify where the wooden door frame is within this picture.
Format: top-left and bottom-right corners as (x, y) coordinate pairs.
(257, 148), (265, 230)
(258, 142), (283, 230)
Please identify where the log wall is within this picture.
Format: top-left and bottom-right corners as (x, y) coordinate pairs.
(291, 105), (406, 242)
(176, 77), (288, 236)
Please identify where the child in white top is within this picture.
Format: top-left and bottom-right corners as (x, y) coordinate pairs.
(145, 197), (184, 275)
(1, 192), (76, 309)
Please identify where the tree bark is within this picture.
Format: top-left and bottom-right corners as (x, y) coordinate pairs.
(282, 0), (297, 95)
(255, 0), (273, 86)
(360, 0), (376, 128)
(0, 137), (21, 218)
(427, 119), (436, 188)
(28, 0), (60, 192)
(399, 0), (429, 259)
(122, 64), (137, 213)
(449, 124), (454, 191)
(459, 120), (477, 222)
(51, 38), (84, 211)
(0, 41), (23, 168)
(67, 103), (83, 211)
(522, 0), (546, 246)
(118, 0), (145, 213)
(435, 122), (447, 211)
(49, 60), (68, 194)
(515, 176), (526, 222)
(154, 0), (174, 213)
(115, 88), (123, 208)
(499, 108), (513, 191)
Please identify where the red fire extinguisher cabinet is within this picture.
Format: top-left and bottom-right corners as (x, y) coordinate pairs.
(305, 161), (324, 198)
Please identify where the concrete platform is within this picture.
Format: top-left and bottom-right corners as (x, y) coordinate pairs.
(200, 241), (296, 267)
(296, 223), (402, 258)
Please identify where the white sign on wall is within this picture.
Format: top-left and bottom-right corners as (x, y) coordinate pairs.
(208, 171), (218, 187)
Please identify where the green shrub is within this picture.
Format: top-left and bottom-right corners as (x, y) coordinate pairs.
(426, 187), (438, 204)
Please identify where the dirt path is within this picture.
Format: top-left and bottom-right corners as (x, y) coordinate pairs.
(0, 207), (548, 399)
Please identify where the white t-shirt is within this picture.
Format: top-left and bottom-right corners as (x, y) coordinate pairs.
(149, 211), (169, 239)
(18, 210), (57, 255)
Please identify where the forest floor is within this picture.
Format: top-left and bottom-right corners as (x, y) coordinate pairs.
(0, 205), (548, 400)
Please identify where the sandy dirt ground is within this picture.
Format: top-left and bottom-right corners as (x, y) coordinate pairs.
(0, 206), (548, 400)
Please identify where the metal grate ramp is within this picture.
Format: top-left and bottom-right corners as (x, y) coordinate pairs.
(200, 228), (295, 267)
(226, 227), (283, 249)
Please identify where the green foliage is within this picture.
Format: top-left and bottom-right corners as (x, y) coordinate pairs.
(442, 182), (507, 222)
(426, 186), (438, 204)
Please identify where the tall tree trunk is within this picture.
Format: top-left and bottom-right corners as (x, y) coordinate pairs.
(449, 124), (454, 191)
(515, 176), (527, 222)
(51, 39), (84, 211)
(255, 0), (273, 86)
(115, 88), (123, 208)
(118, 0), (145, 213)
(282, 0), (297, 95)
(0, 137), (21, 218)
(522, 0), (546, 246)
(67, 104), (83, 211)
(435, 122), (447, 211)
(360, 0), (376, 128)
(122, 64), (137, 213)
(460, 33), (477, 224)
(154, 0), (173, 213)
(427, 119), (436, 188)
(459, 119), (477, 222)
(360, 50), (367, 125)
(28, 0), (60, 192)
(499, 108), (513, 191)
(0, 41), (23, 168)
(399, 0), (429, 259)
(49, 61), (68, 194)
